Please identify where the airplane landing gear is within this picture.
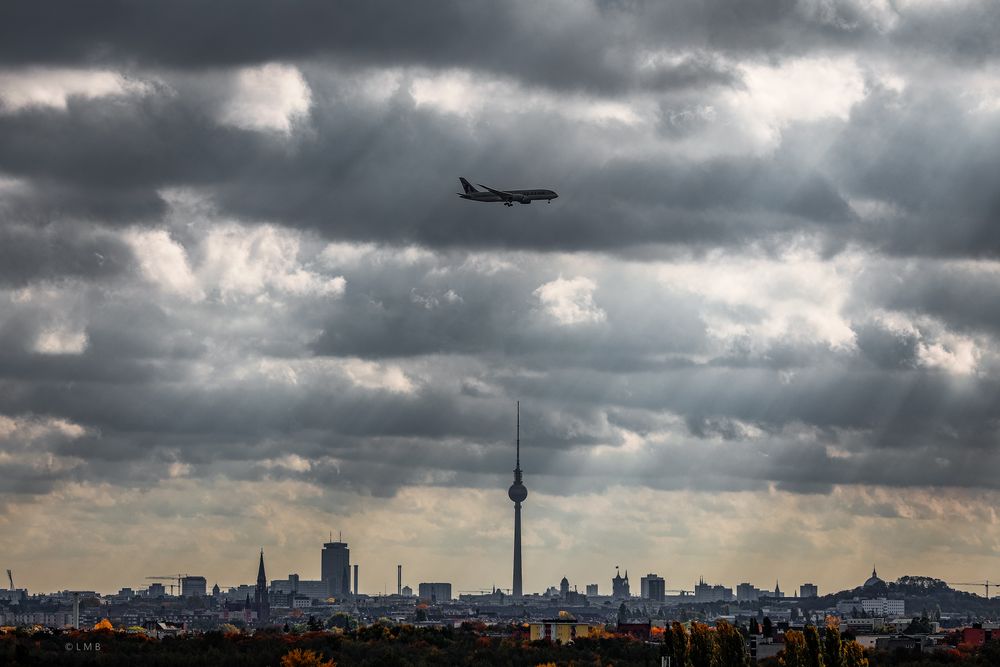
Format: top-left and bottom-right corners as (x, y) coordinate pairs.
(504, 202), (513, 207)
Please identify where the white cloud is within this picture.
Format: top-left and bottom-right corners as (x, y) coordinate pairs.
(219, 63), (312, 133)
(410, 69), (643, 125)
(654, 250), (859, 350)
(33, 326), (88, 355)
(723, 56), (867, 152)
(341, 358), (415, 394)
(917, 334), (979, 375)
(126, 229), (203, 299)
(533, 276), (607, 326)
(0, 68), (147, 112)
(200, 224), (345, 299)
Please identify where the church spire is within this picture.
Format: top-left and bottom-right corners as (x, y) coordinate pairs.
(255, 549), (270, 624)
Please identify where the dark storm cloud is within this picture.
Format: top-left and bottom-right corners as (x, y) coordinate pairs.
(2, 47), (999, 258)
(828, 82), (1000, 258)
(0, 85), (853, 255)
(0, 1), (743, 95)
(3, 1), (998, 86)
(311, 259), (706, 368)
(0, 222), (133, 286)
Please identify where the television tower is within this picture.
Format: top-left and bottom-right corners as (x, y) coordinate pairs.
(508, 401), (528, 600)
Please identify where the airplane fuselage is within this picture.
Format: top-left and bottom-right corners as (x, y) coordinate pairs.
(458, 188), (559, 204)
(457, 178), (558, 206)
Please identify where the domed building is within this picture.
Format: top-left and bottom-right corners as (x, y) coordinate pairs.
(863, 566), (885, 588)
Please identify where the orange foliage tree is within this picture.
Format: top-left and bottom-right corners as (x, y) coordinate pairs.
(280, 648), (335, 667)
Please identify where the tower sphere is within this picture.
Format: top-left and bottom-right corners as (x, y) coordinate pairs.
(508, 481), (527, 503)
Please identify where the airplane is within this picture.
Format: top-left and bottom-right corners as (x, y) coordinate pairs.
(457, 177), (558, 206)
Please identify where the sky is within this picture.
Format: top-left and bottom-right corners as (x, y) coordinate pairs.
(1, 0), (1000, 598)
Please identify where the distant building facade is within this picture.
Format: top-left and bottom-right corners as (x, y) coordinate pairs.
(799, 583), (818, 598)
(418, 582), (452, 602)
(586, 584), (599, 597)
(322, 541), (351, 598)
(612, 570), (630, 599)
(694, 577), (733, 602)
(640, 574), (665, 602)
(737, 582), (768, 602)
(836, 597), (905, 617)
(181, 576), (206, 598)
(529, 616), (599, 642)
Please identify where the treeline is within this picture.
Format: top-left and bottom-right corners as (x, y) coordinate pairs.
(3, 622), (999, 666)
(3, 624), (657, 667)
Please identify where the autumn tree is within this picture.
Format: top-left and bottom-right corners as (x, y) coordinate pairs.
(780, 630), (808, 667)
(689, 621), (716, 667)
(664, 621), (692, 667)
(280, 648), (335, 667)
(841, 641), (868, 667)
(715, 620), (750, 667)
(803, 626), (823, 667)
(823, 621), (842, 667)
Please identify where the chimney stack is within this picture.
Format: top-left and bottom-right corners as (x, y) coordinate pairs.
(397, 565), (402, 596)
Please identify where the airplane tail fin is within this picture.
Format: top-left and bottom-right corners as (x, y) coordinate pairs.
(459, 177), (478, 194)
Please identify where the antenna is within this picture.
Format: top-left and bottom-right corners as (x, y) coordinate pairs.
(339, 530), (342, 542)
(516, 400), (520, 470)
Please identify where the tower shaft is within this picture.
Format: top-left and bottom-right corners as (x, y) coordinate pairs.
(513, 501), (522, 599)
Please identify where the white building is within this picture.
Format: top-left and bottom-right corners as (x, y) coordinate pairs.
(836, 598), (905, 617)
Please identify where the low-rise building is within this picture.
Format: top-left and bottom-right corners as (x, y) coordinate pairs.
(836, 598), (905, 617)
(529, 616), (600, 642)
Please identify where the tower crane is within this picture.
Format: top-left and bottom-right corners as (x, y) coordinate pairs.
(146, 574), (189, 596)
(947, 580), (997, 599)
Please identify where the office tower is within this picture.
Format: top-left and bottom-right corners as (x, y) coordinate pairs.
(641, 574), (665, 602)
(181, 576), (207, 597)
(321, 540), (351, 597)
(418, 582), (452, 602)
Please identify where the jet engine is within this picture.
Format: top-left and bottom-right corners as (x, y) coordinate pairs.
(516, 195), (531, 204)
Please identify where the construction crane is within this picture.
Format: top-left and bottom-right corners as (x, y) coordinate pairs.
(146, 574), (189, 596)
(947, 580), (997, 599)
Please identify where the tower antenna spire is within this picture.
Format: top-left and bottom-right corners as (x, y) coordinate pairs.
(508, 399), (527, 600)
(516, 400), (520, 470)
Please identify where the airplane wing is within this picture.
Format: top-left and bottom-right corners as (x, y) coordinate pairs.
(477, 184), (515, 202)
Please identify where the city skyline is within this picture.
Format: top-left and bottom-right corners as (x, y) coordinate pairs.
(3, 1), (1000, 598)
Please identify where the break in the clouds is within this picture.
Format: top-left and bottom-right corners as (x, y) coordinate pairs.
(1, 1), (999, 595)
